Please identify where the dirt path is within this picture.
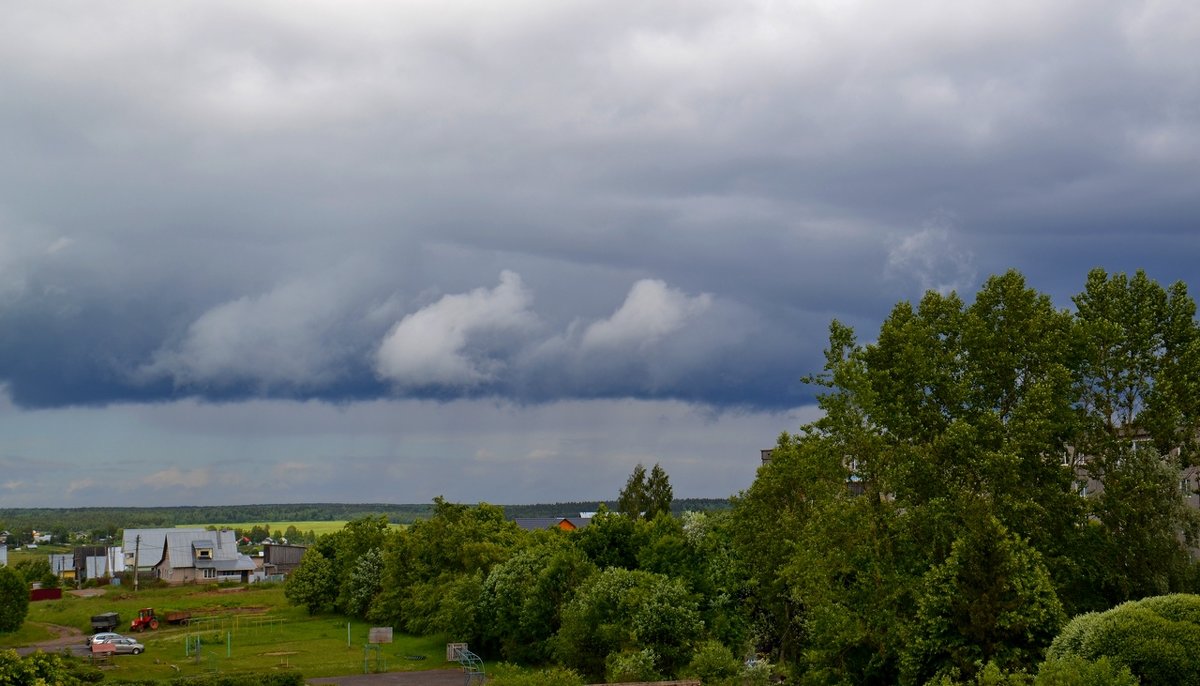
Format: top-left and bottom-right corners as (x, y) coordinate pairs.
(14, 624), (87, 656)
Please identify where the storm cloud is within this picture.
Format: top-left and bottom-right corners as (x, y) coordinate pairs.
(1, 1), (1198, 504)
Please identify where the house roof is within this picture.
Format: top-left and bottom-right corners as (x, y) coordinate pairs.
(123, 528), (206, 566)
(161, 529), (245, 569)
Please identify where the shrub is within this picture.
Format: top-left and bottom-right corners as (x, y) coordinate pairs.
(488, 663), (585, 686)
(1035, 656), (1138, 686)
(1042, 593), (1200, 684)
(684, 640), (740, 685)
(606, 649), (661, 683)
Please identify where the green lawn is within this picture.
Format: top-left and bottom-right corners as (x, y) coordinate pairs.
(3, 583), (451, 680)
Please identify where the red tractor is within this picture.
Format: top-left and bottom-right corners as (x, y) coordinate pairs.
(130, 608), (160, 632)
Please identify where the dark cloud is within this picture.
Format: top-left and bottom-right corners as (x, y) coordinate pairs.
(1, 2), (1199, 502)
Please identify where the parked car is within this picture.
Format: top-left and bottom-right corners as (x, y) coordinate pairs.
(87, 632), (124, 646)
(109, 637), (145, 655)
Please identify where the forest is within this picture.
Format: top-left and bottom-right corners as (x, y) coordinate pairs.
(282, 269), (1200, 686)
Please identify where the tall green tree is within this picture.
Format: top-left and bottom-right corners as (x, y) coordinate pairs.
(0, 566), (29, 633)
(735, 269), (1200, 684)
(1071, 268), (1200, 601)
(645, 464), (674, 520)
(618, 464), (649, 519)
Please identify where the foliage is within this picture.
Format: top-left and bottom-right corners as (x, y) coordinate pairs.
(1044, 593), (1200, 684)
(1034, 657), (1138, 686)
(284, 548), (337, 615)
(1072, 269), (1200, 602)
(733, 269), (1200, 684)
(479, 541), (597, 664)
(555, 567), (702, 680)
(372, 498), (521, 638)
(684, 640), (741, 685)
(0, 567), (29, 633)
(573, 507), (641, 570)
(342, 547), (384, 618)
(617, 463), (673, 520)
(488, 663), (585, 686)
(618, 464), (650, 519)
(606, 648), (661, 683)
(0, 649), (80, 686)
(902, 511), (1065, 684)
(11, 559), (56, 589)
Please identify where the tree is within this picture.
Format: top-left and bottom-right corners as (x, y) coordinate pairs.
(901, 510), (1065, 684)
(733, 270), (1200, 683)
(12, 558), (57, 590)
(646, 464), (674, 519)
(555, 567), (702, 680)
(479, 542), (597, 664)
(0, 566), (29, 632)
(342, 548), (384, 619)
(618, 464), (649, 519)
(372, 498), (522, 637)
(1071, 269), (1200, 602)
(284, 549), (337, 615)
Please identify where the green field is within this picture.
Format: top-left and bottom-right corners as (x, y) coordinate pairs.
(2, 583), (450, 680)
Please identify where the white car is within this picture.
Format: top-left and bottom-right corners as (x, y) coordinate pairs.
(88, 632), (124, 646)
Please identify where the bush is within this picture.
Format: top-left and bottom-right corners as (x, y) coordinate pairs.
(488, 663), (585, 686)
(1042, 593), (1200, 684)
(606, 649), (661, 683)
(1035, 657), (1138, 686)
(684, 640), (740, 685)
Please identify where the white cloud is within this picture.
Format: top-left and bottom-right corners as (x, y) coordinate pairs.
(885, 215), (977, 295)
(375, 270), (538, 388)
(581, 279), (713, 351)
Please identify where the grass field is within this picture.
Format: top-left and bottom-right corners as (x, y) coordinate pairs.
(2, 583), (451, 680)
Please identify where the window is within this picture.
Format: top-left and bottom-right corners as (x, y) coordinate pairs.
(203, 568), (216, 579)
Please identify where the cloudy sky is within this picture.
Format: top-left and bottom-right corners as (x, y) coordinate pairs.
(1, 1), (1198, 508)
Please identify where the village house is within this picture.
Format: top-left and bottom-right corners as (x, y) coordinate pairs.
(122, 527), (256, 584)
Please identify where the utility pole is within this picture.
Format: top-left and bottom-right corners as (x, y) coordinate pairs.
(133, 535), (140, 592)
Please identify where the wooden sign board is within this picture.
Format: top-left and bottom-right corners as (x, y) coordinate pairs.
(368, 627), (393, 644)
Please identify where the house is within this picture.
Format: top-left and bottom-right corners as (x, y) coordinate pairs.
(123, 528), (206, 570)
(262, 543), (308, 577)
(50, 554), (76, 581)
(153, 529), (256, 584)
(512, 517), (591, 532)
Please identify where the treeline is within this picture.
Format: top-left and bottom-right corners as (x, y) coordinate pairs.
(0, 499), (731, 544)
(500, 498), (730, 519)
(284, 269), (1200, 686)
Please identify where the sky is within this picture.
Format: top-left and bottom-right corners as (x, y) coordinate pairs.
(1, 1), (1198, 508)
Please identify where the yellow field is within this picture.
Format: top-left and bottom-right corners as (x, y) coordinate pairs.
(180, 521), (403, 537)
